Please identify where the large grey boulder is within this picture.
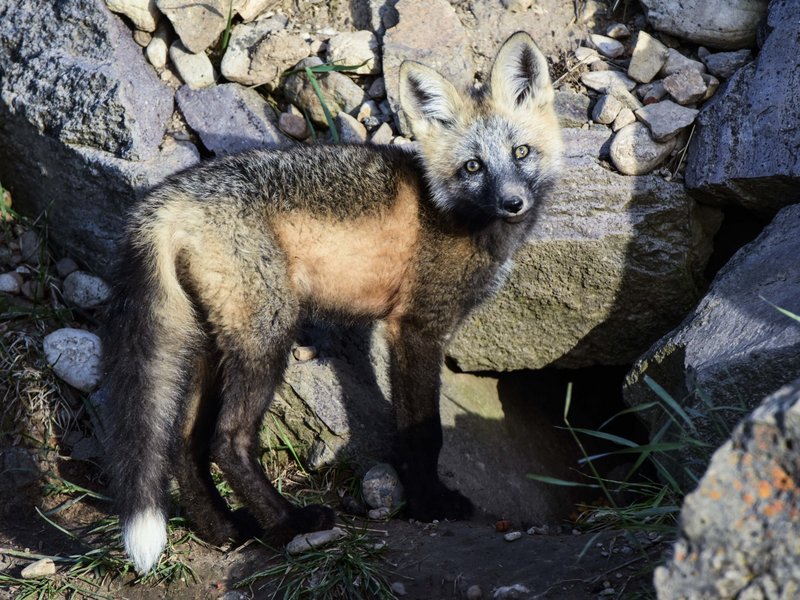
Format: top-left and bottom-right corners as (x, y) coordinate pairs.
(685, 0), (800, 215)
(640, 0), (767, 50)
(655, 378), (800, 599)
(624, 203), (800, 469)
(0, 0), (197, 275)
(448, 128), (721, 372)
(0, 0), (172, 161)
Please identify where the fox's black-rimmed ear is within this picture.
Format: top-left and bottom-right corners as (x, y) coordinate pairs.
(399, 61), (465, 138)
(490, 32), (554, 111)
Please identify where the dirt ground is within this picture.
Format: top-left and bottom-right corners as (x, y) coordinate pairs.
(0, 500), (660, 600)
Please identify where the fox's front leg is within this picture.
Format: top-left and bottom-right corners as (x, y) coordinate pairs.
(387, 321), (473, 521)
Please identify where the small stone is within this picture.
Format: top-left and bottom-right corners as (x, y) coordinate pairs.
(608, 87), (642, 112)
(18, 230), (40, 264)
(369, 122), (394, 145)
(279, 111), (310, 140)
(501, 0), (533, 12)
(574, 46), (601, 65)
(580, 70), (636, 93)
(286, 527), (346, 555)
(659, 48), (706, 77)
(43, 328), (102, 392)
(662, 69), (707, 105)
(526, 524), (550, 535)
(702, 49), (753, 79)
(590, 34), (624, 59)
(222, 25), (309, 89)
(391, 136), (412, 145)
(637, 81), (667, 105)
(504, 531), (523, 542)
(611, 107), (635, 131)
(20, 558), (56, 579)
(362, 463), (404, 509)
(493, 584), (530, 599)
(63, 271), (111, 308)
(157, 0), (227, 53)
(336, 112), (368, 143)
(357, 100), (379, 122)
(635, 100), (699, 141)
(133, 30), (152, 47)
(292, 345), (318, 361)
(169, 41), (215, 89)
(367, 77), (385, 99)
(591, 94), (622, 125)
(105, 0), (160, 32)
(627, 31), (669, 83)
(390, 581), (407, 596)
(362, 116), (381, 131)
(235, 0), (275, 22)
(146, 20), (170, 70)
(605, 23), (630, 39)
(609, 122), (677, 176)
(326, 30), (381, 75)
(701, 74), (720, 101)
(466, 584), (483, 600)
(0, 272), (22, 294)
(589, 60), (612, 72)
(368, 506), (391, 520)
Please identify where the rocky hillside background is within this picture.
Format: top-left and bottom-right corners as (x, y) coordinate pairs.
(1, 0), (799, 597)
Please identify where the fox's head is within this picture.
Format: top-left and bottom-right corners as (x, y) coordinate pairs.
(399, 32), (562, 226)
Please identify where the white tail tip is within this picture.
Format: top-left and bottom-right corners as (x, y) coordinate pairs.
(124, 509), (167, 573)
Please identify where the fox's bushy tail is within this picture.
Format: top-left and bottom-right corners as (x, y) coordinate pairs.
(102, 206), (201, 573)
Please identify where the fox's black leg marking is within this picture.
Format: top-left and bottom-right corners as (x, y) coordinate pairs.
(388, 322), (473, 521)
(210, 328), (335, 543)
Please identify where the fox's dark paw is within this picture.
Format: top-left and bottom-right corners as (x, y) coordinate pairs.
(290, 504), (337, 533)
(407, 485), (473, 522)
(230, 507), (264, 541)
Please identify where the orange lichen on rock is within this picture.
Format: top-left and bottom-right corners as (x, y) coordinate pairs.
(763, 500), (785, 518)
(771, 465), (796, 492)
(758, 480), (773, 499)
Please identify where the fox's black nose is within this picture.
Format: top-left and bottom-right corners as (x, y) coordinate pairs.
(502, 197), (524, 213)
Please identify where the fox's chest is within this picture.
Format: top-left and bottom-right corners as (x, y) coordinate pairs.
(272, 190), (421, 319)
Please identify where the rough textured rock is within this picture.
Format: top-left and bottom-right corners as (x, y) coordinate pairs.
(624, 204), (800, 472)
(169, 41), (216, 89)
(176, 84), (289, 155)
(627, 31), (669, 84)
(702, 49), (753, 79)
(221, 20), (309, 90)
(554, 90), (591, 127)
(662, 69), (707, 105)
(63, 272), (111, 309)
(43, 328), (103, 393)
(640, 0), (768, 50)
(156, 0), (228, 53)
(0, 0), (172, 161)
(591, 94), (622, 125)
(580, 70), (637, 93)
(362, 463), (404, 509)
(283, 57), (368, 127)
(105, 0), (160, 32)
(382, 0), (474, 134)
(590, 34), (624, 59)
(0, 111), (198, 275)
(448, 128), (721, 371)
(685, 0), (800, 215)
(655, 378), (800, 599)
(635, 100), (699, 142)
(286, 528), (347, 555)
(326, 30), (381, 75)
(659, 48), (706, 77)
(609, 122), (677, 175)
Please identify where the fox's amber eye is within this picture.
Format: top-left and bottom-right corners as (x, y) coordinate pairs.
(465, 159), (482, 173)
(514, 145), (530, 160)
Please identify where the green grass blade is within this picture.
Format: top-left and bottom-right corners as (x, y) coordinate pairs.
(643, 375), (697, 434)
(760, 296), (800, 324)
(305, 67), (339, 142)
(526, 473), (601, 488)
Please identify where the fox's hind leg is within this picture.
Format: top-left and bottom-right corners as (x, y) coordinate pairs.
(190, 234), (335, 543)
(174, 349), (262, 545)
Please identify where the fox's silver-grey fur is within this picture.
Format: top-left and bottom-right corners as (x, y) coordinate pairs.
(102, 32), (562, 573)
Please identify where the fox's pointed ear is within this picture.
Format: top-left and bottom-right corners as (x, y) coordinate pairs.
(490, 32), (554, 111)
(399, 61), (465, 138)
